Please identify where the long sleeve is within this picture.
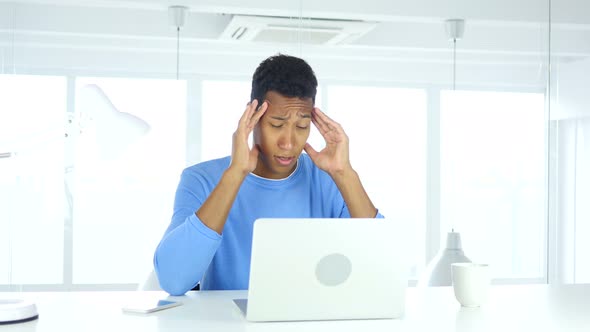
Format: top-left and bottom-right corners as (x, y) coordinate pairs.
(154, 214), (221, 295)
(154, 164), (224, 296)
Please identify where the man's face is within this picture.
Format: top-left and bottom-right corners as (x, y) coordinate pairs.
(253, 90), (313, 179)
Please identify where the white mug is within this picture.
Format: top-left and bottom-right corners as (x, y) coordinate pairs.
(451, 263), (490, 307)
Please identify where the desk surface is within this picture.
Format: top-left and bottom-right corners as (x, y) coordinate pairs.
(2, 284), (589, 332)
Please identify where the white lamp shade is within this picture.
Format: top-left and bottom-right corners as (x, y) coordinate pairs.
(77, 84), (150, 160)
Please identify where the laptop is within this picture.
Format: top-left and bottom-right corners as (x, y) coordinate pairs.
(233, 218), (409, 322)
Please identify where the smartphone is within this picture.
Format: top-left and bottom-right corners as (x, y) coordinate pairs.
(122, 299), (183, 314)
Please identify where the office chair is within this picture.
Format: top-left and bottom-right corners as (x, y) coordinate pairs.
(138, 270), (162, 291)
(138, 270), (200, 291)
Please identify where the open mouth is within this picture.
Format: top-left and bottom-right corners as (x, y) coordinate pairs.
(275, 156), (294, 166)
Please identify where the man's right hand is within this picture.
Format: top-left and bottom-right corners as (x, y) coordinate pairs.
(196, 99), (267, 235)
(229, 99), (268, 176)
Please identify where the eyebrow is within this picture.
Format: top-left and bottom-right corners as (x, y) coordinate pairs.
(269, 113), (311, 121)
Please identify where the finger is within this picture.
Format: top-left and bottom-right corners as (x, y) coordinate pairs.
(248, 101), (268, 129)
(244, 101), (267, 135)
(312, 108), (330, 136)
(239, 99), (259, 126)
(313, 107), (337, 129)
(236, 100), (260, 140)
(311, 116), (327, 137)
(313, 107), (344, 135)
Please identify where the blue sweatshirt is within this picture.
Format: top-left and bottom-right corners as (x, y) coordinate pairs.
(154, 153), (382, 295)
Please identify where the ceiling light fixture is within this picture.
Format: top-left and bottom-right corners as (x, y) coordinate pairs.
(168, 6), (189, 80)
(445, 19), (465, 91)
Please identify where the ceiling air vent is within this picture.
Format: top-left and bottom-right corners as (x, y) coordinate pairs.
(220, 15), (376, 45)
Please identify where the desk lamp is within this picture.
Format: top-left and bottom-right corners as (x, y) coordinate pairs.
(77, 84), (151, 160)
(0, 300), (38, 324)
(0, 83), (150, 324)
(0, 152), (38, 323)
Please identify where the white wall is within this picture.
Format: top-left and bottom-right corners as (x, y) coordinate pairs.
(552, 58), (590, 120)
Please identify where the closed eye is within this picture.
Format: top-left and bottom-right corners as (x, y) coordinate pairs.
(270, 123), (283, 128)
(297, 126), (309, 129)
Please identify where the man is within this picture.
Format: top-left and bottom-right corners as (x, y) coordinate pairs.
(154, 54), (382, 296)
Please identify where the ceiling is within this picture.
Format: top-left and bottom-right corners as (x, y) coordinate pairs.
(0, 0), (588, 88)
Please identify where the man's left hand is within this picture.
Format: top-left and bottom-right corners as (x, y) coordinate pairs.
(304, 107), (352, 177)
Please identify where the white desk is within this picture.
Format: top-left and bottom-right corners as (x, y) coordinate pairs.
(2, 284), (589, 332)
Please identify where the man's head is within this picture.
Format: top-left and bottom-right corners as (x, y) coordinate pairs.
(250, 54), (317, 106)
(251, 54), (318, 179)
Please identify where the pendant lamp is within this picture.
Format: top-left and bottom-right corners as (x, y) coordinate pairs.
(418, 19), (471, 287)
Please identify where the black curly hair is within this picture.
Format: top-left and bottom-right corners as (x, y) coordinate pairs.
(250, 54), (318, 106)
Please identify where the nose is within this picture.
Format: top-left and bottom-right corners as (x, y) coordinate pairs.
(277, 127), (295, 151)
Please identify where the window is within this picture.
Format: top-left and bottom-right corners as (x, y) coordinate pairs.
(440, 90), (546, 279)
(0, 75), (187, 288)
(72, 78), (187, 284)
(573, 119), (590, 283)
(201, 81), (251, 161)
(327, 85), (427, 277)
(0, 75), (553, 289)
(553, 118), (590, 283)
(0, 74), (66, 285)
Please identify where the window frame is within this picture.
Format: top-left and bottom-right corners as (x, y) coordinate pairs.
(0, 74), (552, 291)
